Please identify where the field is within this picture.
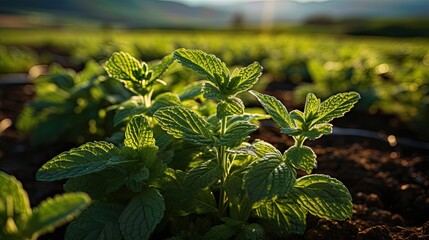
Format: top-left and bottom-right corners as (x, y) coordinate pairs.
(1, 29), (429, 239)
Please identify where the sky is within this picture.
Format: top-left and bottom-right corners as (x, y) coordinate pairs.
(168, 0), (329, 7)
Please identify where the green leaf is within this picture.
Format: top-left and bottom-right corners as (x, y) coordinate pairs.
(149, 92), (181, 114)
(36, 141), (121, 181)
(291, 174), (353, 220)
(119, 188), (165, 240)
(149, 53), (174, 81)
(65, 202), (124, 240)
(238, 223), (265, 240)
(304, 93), (320, 122)
(249, 91), (293, 129)
(219, 121), (258, 147)
(154, 106), (215, 145)
(224, 175), (252, 221)
(125, 114), (154, 150)
(127, 167), (150, 192)
(156, 169), (217, 216)
(289, 110), (305, 126)
(104, 52), (153, 94)
(228, 142), (256, 156)
(216, 97), (244, 119)
(64, 168), (128, 199)
(255, 198), (307, 235)
(243, 153), (296, 203)
(229, 140), (282, 160)
(284, 146), (317, 174)
(225, 62), (263, 95)
(202, 82), (225, 100)
(24, 193), (90, 238)
(113, 96), (146, 127)
(252, 140), (282, 158)
(0, 171), (31, 218)
(173, 48), (229, 87)
(104, 51), (145, 82)
(302, 123), (333, 140)
(315, 91), (360, 124)
(185, 160), (223, 191)
(124, 114), (158, 165)
(203, 224), (238, 240)
(178, 81), (203, 100)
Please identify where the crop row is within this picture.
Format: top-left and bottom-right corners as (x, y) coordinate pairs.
(1, 30), (429, 138)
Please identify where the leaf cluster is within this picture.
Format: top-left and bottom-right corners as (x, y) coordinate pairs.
(0, 171), (90, 240)
(36, 49), (360, 239)
(16, 61), (132, 145)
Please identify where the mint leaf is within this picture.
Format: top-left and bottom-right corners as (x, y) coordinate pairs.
(104, 51), (145, 82)
(315, 91), (360, 124)
(243, 153), (296, 203)
(154, 106), (215, 145)
(124, 114), (154, 150)
(119, 188), (165, 240)
(24, 193), (90, 238)
(304, 93), (320, 123)
(157, 169), (217, 216)
(36, 141), (121, 181)
(225, 62), (263, 95)
(303, 123), (333, 140)
(65, 202), (124, 240)
(64, 168), (128, 199)
(216, 97), (244, 119)
(124, 114), (158, 165)
(284, 146), (317, 174)
(184, 160), (223, 191)
(219, 121), (258, 147)
(178, 81), (203, 100)
(249, 91), (293, 129)
(239, 223), (265, 240)
(173, 48), (229, 87)
(224, 175), (252, 221)
(291, 174), (353, 220)
(0, 171), (31, 218)
(104, 52), (153, 94)
(113, 96), (147, 127)
(202, 82), (225, 100)
(149, 92), (181, 114)
(149, 53), (174, 82)
(255, 198), (307, 235)
(252, 140), (282, 158)
(203, 224), (238, 240)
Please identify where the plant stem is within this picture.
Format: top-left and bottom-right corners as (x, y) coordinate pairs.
(143, 89), (153, 108)
(295, 136), (306, 147)
(217, 117), (228, 216)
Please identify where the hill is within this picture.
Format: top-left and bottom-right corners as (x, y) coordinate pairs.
(0, 0), (428, 29)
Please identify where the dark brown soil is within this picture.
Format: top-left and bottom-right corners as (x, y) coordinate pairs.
(1, 81), (429, 240)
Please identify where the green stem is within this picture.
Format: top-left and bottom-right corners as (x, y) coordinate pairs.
(295, 136), (306, 148)
(143, 89), (154, 108)
(217, 117), (228, 215)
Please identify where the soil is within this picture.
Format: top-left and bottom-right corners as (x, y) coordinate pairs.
(1, 80), (428, 240)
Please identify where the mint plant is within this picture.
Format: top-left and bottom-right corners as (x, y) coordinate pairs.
(153, 49), (360, 238)
(104, 51), (177, 127)
(36, 114), (169, 239)
(0, 171), (90, 240)
(35, 48), (360, 239)
(17, 61), (132, 145)
(248, 90), (360, 235)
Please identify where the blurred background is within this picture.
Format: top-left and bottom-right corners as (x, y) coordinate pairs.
(1, 0), (429, 35)
(1, 0), (429, 141)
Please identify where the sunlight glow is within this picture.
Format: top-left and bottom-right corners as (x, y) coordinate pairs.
(168, 0), (330, 7)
